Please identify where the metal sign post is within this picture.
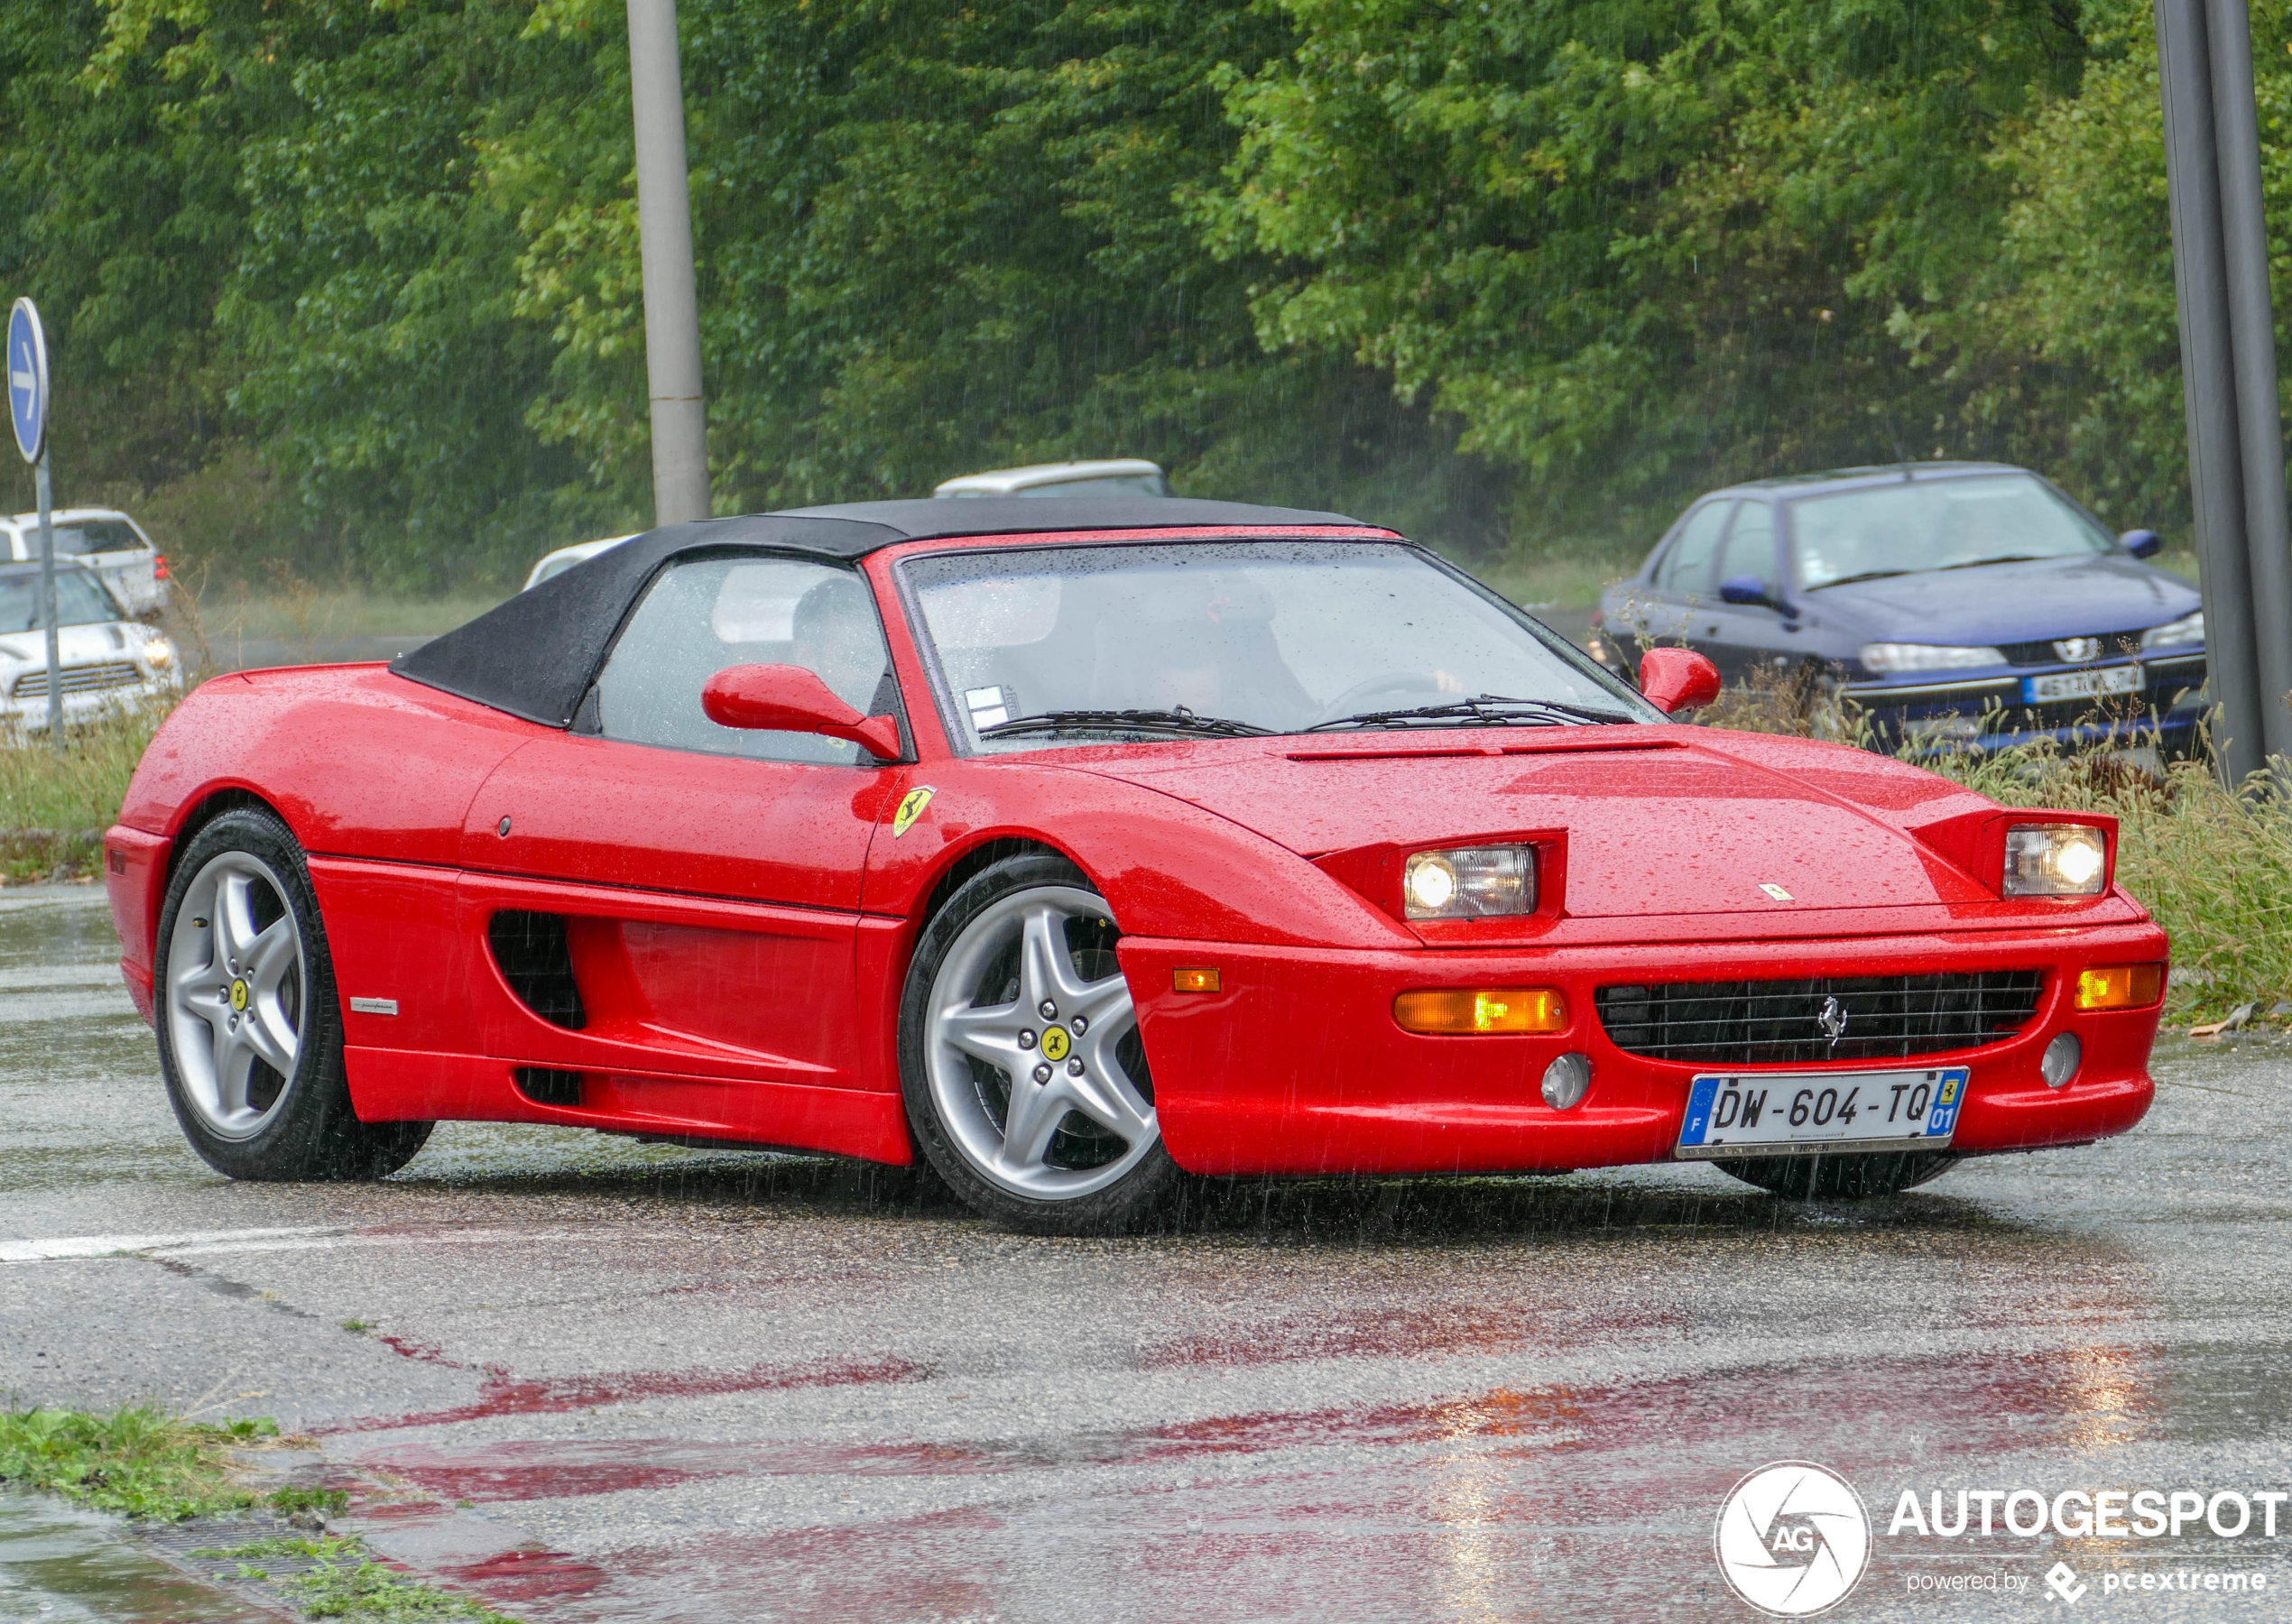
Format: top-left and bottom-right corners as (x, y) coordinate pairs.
(627, 0), (712, 527)
(7, 299), (60, 744)
(2156, 0), (2292, 785)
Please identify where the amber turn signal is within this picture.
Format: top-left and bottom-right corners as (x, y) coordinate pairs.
(1173, 967), (1221, 994)
(2075, 963), (2166, 1010)
(1393, 986), (1567, 1035)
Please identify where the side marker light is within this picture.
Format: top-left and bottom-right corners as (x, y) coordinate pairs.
(1173, 968), (1221, 994)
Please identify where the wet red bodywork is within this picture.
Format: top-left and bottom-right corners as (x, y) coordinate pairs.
(106, 523), (2166, 1176)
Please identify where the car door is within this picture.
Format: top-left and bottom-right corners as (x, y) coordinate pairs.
(1620, 500), (1733, 662)
(1697, 500), (1788, 681)
(457, 551), (910, 1109)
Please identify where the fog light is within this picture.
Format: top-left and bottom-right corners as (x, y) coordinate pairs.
(2041, 1032), (2082, 1088)
(2004, 823), (2109, 896)
(2075, 963), (2165, 1010)
(1540, 1051), (1592, 1110)
(1393, 986), (1567, 1035)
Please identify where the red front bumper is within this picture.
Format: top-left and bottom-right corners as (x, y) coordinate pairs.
(1121, 921), (2166, 1176)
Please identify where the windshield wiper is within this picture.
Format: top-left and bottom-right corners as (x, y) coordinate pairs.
(1937, 553), (2045, 571)
(1807, 568), (1912, 591)
(1302, 694), (1636, 732)
(980, 706), (1273, 741)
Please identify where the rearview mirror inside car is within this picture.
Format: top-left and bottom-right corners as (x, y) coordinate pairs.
(700, 663), (902, 758)
(2119, 528), (2163, 558)
(1637, 646), (1722, 715)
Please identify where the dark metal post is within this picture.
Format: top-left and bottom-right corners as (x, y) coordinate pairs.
(627, 0), (712, 526)
(2204, 0), (2292, 766)
(2158, 0), (2268, 784)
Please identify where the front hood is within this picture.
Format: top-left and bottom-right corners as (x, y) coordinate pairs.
(1050, 729), (2000, 918)
(1809, 554), (2198, 644)
(0, 622), (134, 669)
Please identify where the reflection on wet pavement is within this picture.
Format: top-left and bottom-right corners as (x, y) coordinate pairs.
(2, 884), (2287, 1619)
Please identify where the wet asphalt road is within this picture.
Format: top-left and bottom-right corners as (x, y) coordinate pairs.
(2, 883), (2288, 1622)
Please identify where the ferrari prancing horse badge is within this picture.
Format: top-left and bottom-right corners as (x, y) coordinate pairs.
(892, 786), (937, 837)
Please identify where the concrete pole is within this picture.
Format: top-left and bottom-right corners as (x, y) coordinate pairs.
(34, 450), (59, 743)
(2157, 0), (2268, 784)
(2204, 0), (2292, 767)
(627, 0), (711, 526)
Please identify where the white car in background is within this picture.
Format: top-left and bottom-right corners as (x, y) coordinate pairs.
(3, 507), (170, 615)
(0, 562), (181, 737)
(932, 458), (1169, 498)
(523, 533), (636, 592)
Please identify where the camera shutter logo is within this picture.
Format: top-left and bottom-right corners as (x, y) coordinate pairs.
(1713, 1462), (1870, 1617)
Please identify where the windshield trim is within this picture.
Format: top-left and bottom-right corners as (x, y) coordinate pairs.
(891, 535), (1662, 758)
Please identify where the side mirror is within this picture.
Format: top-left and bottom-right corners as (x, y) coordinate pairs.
(2120, 528), (2163, 559)
(1718, 574), (1773, 608)
(1638, 646), (1722, 715)
(701, 664), (902, 758)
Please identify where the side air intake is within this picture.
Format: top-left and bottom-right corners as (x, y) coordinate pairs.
(486, 910), (587, 1029)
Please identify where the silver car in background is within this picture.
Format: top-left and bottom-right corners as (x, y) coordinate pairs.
(0, 562), (181, 737)
(2, 507), (170, 615)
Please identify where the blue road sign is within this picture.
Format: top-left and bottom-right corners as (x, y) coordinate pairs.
(10, 299), (48, 464)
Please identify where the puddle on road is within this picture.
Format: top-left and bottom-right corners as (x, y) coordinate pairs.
(0, 1490), (270, 1623)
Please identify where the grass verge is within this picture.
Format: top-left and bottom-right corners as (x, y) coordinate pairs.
(0, 697), (177, 876)
(0, 1405), (274, 1521)
(191, 1535), (522, 1621)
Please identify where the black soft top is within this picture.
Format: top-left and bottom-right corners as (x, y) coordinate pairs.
(389, 495), (1369, 728)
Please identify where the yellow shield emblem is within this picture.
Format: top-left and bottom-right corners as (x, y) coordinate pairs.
(1040, 1026), (1072, 1062)
(229, 980), (249, 1011)
(892, 786), (936, 838)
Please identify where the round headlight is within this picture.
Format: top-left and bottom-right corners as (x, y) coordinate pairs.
(143, 637), (175, 668)
(2053, 835), (2104, 888)
(1403, 853), (1458, 914)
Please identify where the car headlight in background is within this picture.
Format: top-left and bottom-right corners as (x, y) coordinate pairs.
(1859, 642), (2009, 673)
(2140, 610), (2204, 650)
(143, 636), (176, 669)
(2003, 823), (2109, 896)
(1402, 844), (1537, 919)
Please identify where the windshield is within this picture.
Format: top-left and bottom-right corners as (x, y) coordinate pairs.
(0, 571), (122, 634)
(902, 540), (1655, 751)
(1788, 474), (2112, 589)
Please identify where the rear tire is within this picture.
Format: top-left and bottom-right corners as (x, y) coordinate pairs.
(155, 807), (433, 1181)
(1719, 1150), (1961, 1199)
(899, 854), (1186, 1234)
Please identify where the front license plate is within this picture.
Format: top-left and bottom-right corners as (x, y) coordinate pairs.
(2024, 664), (2142, 704)
(1675, 1067), (1969, 1158)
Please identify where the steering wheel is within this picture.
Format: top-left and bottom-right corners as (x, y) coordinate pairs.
(1309, 671), (1455, 726)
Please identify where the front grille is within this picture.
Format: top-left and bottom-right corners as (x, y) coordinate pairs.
(1595, 971), (2045, 1066)
(11, 661), (144, 700)
(1999, 631), (2145, 666)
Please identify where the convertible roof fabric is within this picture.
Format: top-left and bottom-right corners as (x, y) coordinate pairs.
(389, 496), (1369, 728)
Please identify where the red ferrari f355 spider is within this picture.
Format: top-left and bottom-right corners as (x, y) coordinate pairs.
(104, 498), (2167, 1231)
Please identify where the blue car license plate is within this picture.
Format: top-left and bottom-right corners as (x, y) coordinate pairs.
(1675, 1066), (1969, 1158)
(2024, 664), (2142, 704)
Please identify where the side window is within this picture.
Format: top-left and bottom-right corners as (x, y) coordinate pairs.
(1653, 502), (1734, 595)
(1714, 503), (1777, 592)
(590, 555), (894, 765)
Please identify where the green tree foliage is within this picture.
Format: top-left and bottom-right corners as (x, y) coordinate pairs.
(0, 0), (2266, 582)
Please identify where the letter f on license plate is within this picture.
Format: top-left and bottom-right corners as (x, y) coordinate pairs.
(1676, 1066), (1968, 1157)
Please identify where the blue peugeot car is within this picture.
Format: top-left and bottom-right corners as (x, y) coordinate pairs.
(1588, 463), (2208, 755)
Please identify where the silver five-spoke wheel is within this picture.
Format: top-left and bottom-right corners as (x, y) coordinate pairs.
(164, 850), (308, 1140)
(922, 884), (1158, 1200)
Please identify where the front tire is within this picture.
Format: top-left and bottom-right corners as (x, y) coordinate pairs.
(899, 854), (1185, 1234)
(1719, 1150), (1961, 1199)
(156, 807), (432, 1181)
